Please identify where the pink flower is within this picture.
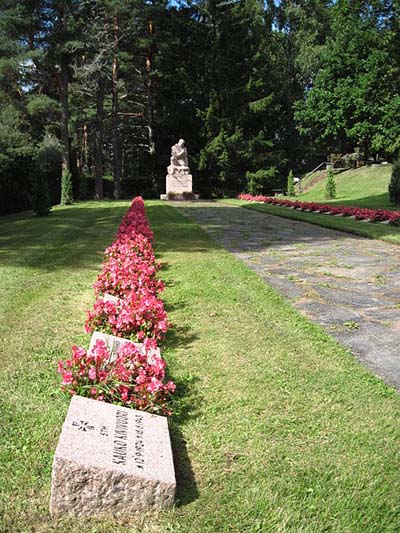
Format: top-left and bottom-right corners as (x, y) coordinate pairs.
(62, 371), (73, 385)
(58, 196), (175, 416)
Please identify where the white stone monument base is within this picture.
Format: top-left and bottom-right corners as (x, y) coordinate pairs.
(166, 173), (192, 194)
(50, 396), (176, 517)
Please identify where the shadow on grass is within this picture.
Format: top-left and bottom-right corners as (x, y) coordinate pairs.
(170, 423), (199, 506)
(164, 325), (199, 351)
(146, 204), (220, 255)
(168, 372), (201, 506)
(0, 203), (128, 271)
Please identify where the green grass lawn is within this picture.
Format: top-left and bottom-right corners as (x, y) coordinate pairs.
(1, 201), (400, 532)
(295, 165), (393, 209)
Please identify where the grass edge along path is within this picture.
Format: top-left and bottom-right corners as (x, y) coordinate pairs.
(223, 198), (400, 246)
(0, 200), (399, 531)
(148, 201), (400, 532)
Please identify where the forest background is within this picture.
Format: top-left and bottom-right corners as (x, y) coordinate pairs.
(1, 0), (400, 214)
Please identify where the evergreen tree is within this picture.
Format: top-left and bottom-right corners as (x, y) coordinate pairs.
(287, 169), (295, 196)
(325, 168), (336, 199)
(61, 170), (73, 204)
(33, 133), (60, 215)
(389, 155), (400, 206)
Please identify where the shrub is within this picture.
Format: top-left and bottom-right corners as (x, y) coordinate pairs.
(182, 191), (195, 200)
(246, 167), (278, 195)
(325, 168), (336, 199)
(33, 134), (61, 215)
(61, 169), (73, 205)
(389, 156), (400, 206)
(287, 170), (295, 196)
(32, 172), (51, 216)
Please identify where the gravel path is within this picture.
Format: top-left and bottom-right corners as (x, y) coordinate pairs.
(174, 201), (400, 390)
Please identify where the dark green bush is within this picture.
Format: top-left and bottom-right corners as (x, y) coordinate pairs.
(287, 169), (295, 196)
(389, 156), (400, 206)
(61, 170), (73, 205)
(325, 168), (336, 199)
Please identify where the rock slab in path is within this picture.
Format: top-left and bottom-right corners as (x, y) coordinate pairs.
(50, 396), (176, 516)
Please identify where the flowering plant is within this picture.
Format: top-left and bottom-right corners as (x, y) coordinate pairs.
(238, 193), (400, 225)
(94, 245), (164, 298)
(85, 287), (169, 342)
(58, 339), (175, 415)
(60, 196), (174, 414)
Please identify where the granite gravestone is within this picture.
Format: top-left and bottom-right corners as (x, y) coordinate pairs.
(88, 331), (160, 364)
(50, 396), (176, 516)
(103, 293), (120, 304)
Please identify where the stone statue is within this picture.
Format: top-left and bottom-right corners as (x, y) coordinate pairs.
(167, 139), (190, 175)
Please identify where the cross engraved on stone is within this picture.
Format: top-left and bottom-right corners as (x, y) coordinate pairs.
(72, 420), (94, 432)
(100, 425), (109, 437)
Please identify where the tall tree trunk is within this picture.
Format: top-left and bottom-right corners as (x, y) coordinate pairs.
(59, 1), (72, 204)
(145, 16), (156, 188)
(60, 58), (70, 177)
(95, 76), (105, 200)
(112, 10), (121, 200)
(82, 120), (88, 171)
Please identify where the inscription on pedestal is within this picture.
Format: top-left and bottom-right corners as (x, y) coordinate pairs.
(50, 396), (176, 516)
(166, 173), (193, 194)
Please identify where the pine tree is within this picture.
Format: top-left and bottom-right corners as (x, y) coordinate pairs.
(287, 169), (295, 196)
(325, 168), (336, 199)
(389, 155), (400, 205)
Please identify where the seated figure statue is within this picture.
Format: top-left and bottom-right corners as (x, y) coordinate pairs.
(167, 139), (190, 175)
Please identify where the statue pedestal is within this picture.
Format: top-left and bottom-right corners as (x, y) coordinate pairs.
(166, 173), (192, 195)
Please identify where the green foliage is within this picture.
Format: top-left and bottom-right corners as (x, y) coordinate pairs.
(0, 101), (35, 214)
(33, 135), (57, 216)
(2, 0), (400, 207)
(287, 169), (295, 196)
(295, 3), (399, 160)
(61, 170), (73, 205)
(32, 173), (51, 216)
(389, 156), (400, 206)
(0, 104), (33, 171)
(325, 168), (336, 199)
(246, 167), (278, 195)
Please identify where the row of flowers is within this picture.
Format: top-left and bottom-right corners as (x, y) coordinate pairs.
(58, 196), (175, 415)
(238, 194), (400, 225)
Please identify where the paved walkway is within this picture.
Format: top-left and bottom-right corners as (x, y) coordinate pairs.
(174, 201), (400, 390)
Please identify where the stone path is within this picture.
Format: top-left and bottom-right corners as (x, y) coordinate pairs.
(174, 201), (400, 390)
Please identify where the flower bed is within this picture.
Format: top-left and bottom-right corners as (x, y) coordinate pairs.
(58, 338), (175, 415)
(237, 194), (400, 225)
(58, 196), (175, 414)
